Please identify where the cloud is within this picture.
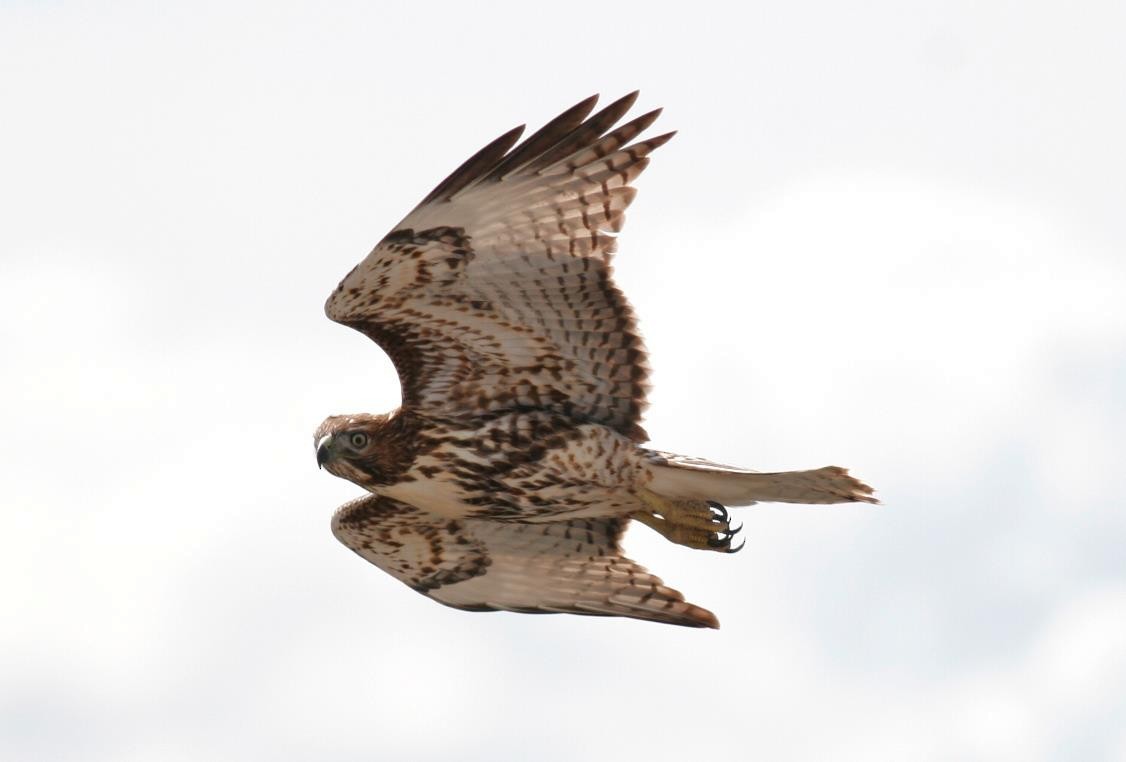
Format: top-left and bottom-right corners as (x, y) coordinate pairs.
(3, 2), (1124, 759)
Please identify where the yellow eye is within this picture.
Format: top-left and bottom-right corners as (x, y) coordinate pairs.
(349, 432), (369, 449)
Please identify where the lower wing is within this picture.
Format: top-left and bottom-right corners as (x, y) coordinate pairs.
(331, 494), (717, 628)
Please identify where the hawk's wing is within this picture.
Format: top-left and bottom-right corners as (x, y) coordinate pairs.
(331, 494), (718, 628)
(326, 92), (672, 441)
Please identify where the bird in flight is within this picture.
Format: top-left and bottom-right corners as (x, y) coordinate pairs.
(316, 92), (876, 628)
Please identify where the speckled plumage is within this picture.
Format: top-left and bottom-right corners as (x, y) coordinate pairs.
(317, 93), (877, 628)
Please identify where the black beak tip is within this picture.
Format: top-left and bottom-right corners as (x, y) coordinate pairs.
(316, 444), (329, 469)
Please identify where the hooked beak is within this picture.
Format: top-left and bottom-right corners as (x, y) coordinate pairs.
(315, 435), (333, 469)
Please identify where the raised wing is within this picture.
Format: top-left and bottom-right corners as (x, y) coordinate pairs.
(331, 494), (718, 628)
(326, 92), (673, 441)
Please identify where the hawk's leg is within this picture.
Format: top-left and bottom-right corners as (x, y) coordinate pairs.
(632, 491), (744, 553)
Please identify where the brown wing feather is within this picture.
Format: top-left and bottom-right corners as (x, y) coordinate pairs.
(332, 494), (718, 628)
(483, 94), (599, 182)
(326, 94), (672, 441)
(417, 124), (525, 207)
(530, 91), (642, 170)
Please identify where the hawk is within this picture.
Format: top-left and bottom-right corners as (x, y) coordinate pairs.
(316, 92), (876, 628)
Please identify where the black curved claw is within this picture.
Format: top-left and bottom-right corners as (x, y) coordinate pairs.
(706, 519), (745, 553)
(706, 500), (729, 522)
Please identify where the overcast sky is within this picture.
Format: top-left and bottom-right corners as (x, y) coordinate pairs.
(3, 2), (1125, 760)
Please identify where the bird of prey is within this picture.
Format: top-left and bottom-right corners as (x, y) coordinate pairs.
(316, 92), (876, 629)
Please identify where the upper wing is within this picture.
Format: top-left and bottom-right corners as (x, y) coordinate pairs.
(326, 92), (673, 441)
(331, 494), (718, 628)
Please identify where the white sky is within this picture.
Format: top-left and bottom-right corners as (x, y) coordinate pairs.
(3, 2), (1125, 760)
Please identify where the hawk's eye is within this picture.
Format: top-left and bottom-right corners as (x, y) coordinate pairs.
(348, 432), (369, 449)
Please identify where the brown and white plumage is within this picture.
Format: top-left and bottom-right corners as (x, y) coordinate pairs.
(325, 92), (659, 440)
(317, 93), (877, 629)
(332, 494), (717, 628)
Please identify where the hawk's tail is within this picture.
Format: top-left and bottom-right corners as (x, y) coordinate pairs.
(644, 453), (878, 506)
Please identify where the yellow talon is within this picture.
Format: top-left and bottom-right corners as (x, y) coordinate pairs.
(633, 491), (741, 552)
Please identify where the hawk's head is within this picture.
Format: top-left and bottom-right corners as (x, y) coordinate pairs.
(314, 413), (409, 489)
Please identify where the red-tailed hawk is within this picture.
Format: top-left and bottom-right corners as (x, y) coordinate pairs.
(317, 93), (875, 628)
